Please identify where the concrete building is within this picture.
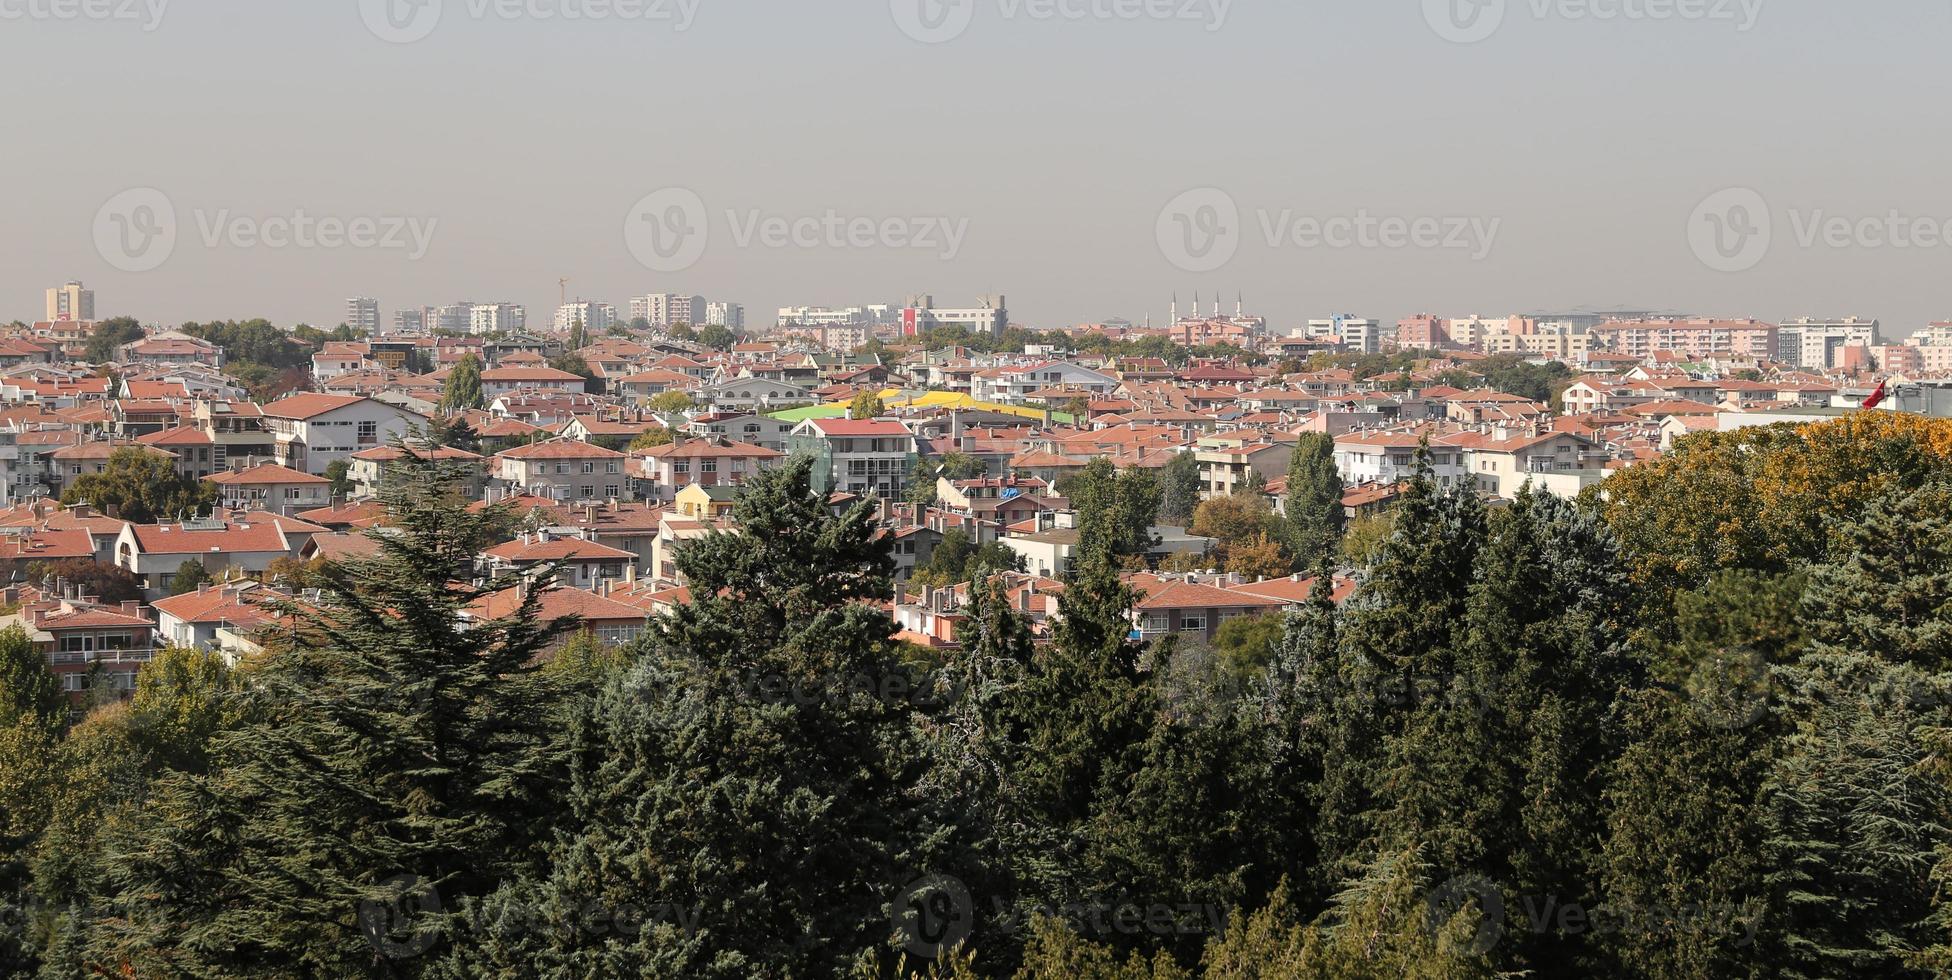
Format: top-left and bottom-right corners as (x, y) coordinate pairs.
(1781, 317), (1879, 369)
(259, 393), (425, 475)
(46, 281), (95, 322)
(494, 438), (633, 502)
(469, 303), (527, 335)
(632, 294), (706, 327)
(1588, 319), (1778, 360)
(345, 297), (381, 333)
(788, 418), (920, 497)
(899, 295), (1007, 339)
(706, 301), (745, 330)
(556, 301), (618, 332)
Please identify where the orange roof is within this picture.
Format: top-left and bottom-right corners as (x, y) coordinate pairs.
(206, 463), (330, 486)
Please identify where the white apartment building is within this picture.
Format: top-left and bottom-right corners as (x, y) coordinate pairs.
(345, 297), (380, 333)
(259, 393), (426, 475)
(632, 294), (705, 327)
(778, 305), (875, 328)
(901, 295), (1007, 338)
(556, 301), (618, 331)
(425, 303), (474, 333)
(706, 301), (745, 329)
(1782, 317), (1879, 369)
(1332, 429), (1467, 488)
(470, 303), (527, 335)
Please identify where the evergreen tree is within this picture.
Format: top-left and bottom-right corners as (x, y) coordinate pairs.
(440, 354), (485, 413)
(1311, 449), (1486, 884)
(1756, 655), (1952, 980)
(1157, 452), (1202, 527)
(1283, 433), (1344, 562)
(437, 457), (940, 977)
(1597, 570), (1804, 979)
(72, 447), (573, 976)
(1803, 480), (1952, 671)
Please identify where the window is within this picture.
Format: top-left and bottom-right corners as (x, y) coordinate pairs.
(581, 462), (595, 474)
(606, 461), (620, 474)
(673, 462), (690, 475)
(357, 421), (379, 444)
(604, 485), (619, 498)
(579, 485), (595, 498)
(700, 460), (718, 474)
(1179, 614), (1207, 633)
(286, 487), (304, 500)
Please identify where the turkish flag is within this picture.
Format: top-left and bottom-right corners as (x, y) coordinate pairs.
(1863, 379), (1890, 410)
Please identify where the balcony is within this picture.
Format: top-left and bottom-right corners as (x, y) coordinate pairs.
(49, 648), (158, 667)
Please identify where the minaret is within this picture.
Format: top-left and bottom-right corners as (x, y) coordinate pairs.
(1171, 293), (1178, 324)
(1192, 292), (1200, 320)
(1237, 292), (1244, 319)
(1211, 296), (1220, 318)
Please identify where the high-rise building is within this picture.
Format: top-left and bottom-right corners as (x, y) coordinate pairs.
(427, 303), (475, 333)
(46, 281), (94, 322)
(631, 293), (705, 327)
(706, 301), (745, 330)
(393, 308), (426, 333)
(470, 302), (527, 335)
(345, 297), (381, 333)
(1395, 314), (1449, 350)
(556, 301), (617, 332)
(1781, 317), (1879, 369)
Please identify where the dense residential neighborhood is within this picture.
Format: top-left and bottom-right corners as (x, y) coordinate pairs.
(6, 296), (1952, 979)
(0, 302), (1934, 697)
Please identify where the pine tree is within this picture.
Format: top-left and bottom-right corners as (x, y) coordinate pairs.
(1803, 480), (1952, 671)
(1311, 450), (1486, 884)
(1367, 488), (1631, 974)
(1757, 655), (1952, 980)
(435, 457), (940, 977)
(72, 447), (572, 976)
(1596, 570), (1804, 979)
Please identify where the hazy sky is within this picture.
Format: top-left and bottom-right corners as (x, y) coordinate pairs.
(5, 0), (1948, 336)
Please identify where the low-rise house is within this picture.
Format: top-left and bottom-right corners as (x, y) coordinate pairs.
(205, 463), (333, 512)
(1124, 572), (1286, 645)
(0, 589), (158, 707)
(151, 581), (277, 653)
(346, 444), (487, 499)
(494, 438), (632, 503)
(481, 532), (636, 590)
(633, 438), (783, 502)
(112, 514), (322, 596)
(260, 393), (425, 475)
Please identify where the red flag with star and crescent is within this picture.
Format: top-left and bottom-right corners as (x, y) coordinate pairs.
(1863, 379), (1890, 410)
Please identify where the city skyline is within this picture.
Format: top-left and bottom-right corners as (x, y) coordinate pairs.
(6, 1), (1947, 333)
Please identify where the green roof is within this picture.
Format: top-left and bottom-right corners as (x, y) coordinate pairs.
(769, 405), (848, 423)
